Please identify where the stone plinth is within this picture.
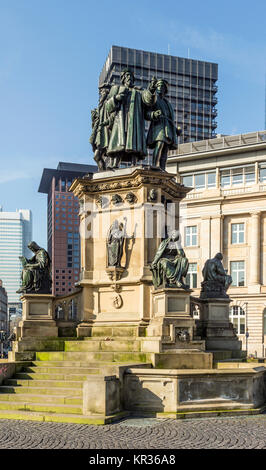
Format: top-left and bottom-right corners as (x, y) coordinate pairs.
(124, 367), (266, 414)
(146, 288), (205, 352)
(17, 294), (58, 339)
(197, 298), (242, 351)
(83, 375), (121, 416)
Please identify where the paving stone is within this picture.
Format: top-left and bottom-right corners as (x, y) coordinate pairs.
(0, 414), (266, 448)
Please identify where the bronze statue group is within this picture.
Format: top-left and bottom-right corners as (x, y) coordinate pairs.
(16, 70), (231, 296)
(90, 69), (181, 172)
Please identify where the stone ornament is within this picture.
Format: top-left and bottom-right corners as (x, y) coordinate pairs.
(176, 328), (190, 342)
(111, 194), (123, 205)
(113, 293), (123, 309)
(96, 195), (109, 208)
(125, 192), (137, 204)
(148, 188), (158, 202)
(200, 252), (232, 299)
(106, 267), (124, 281)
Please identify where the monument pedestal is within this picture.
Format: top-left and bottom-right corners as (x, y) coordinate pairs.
(70, 166), (190, 339)
(17, 294), (58, 339)
(142, 288), (210, 369)
(197, 297), (242, 351)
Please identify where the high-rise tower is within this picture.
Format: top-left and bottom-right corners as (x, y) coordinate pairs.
(99, 46), (218, 143)
(0, 208), (32, 314)
(38, 162), (96, 295)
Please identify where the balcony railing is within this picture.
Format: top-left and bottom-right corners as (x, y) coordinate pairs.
(183, 184), (266, 200)
(169, 130), (266, 157)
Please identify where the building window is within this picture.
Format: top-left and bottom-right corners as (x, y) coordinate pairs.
(186, 263), (197, 288)
(230, 306), (245, 334)
(220, 165), (255, 188)
(260, 167), (266, 182)
(231, 223), (244, 244)
(230, 261), (245, 286)
(195, 174), (205, 189)
(185, 226), (197, 246)
(182, 172), (216, 190)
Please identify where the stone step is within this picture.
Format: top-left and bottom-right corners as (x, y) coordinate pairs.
(89, 326), (140, 338)
(0, 385), (83, 397)
(0, 409), (128, 424)
(4, 378), (84, 388)
(23, 366), (101, 375)
(30, 360), (151, 368)
(13, 372), (97, 381)
(0, 401), (83, 414)
(35, 351), (150, 363)
(64, 339), (142, 352)
(0, 393), (82, 405)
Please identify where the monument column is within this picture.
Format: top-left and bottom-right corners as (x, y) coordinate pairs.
(249, 211), (261, 292)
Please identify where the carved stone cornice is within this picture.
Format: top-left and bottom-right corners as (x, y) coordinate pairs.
(69, 168), (191, 201)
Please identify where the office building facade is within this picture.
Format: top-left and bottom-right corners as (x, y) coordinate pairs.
(99, 45), (218, 144)
(167, 130), (266, 357)
(39, 162), (96, 296)
(0, 208), (32, 315)
(0, 280), (8, 332)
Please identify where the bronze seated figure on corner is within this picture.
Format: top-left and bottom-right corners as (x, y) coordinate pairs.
(16, 241), (52, 295)
(150, 230), (189, 290)
(200, 252), (232, 299)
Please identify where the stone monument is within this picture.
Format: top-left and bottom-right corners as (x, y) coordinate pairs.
(16, 241), (57, 339)
(9, 67), (261, 426)
(195, 253), (242, 352)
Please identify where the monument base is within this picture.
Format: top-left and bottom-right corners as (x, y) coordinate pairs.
(146, 288), (205, 352)
(196, 298), (242, 351)
(16, 294), (58, 339)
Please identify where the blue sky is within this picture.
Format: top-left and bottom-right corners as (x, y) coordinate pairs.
(0, 0), (265, 248)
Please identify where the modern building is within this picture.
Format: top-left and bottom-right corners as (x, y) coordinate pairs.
(0, 208), (32, 316)
(0, 280), (8, 332)
(167, 129), (266, 357)
(38, 162), (96, 296)
(99, 45), (218, 144)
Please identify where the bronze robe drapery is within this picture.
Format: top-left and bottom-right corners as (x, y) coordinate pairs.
(151, 239), (188, 289)
(21, 249), (51, 293)
(105, 85), (156, 162)
(146, 96), (178, 149)
(106, 223), (125, 267)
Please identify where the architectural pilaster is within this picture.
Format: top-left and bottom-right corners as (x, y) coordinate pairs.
(249, 211), (261, 292)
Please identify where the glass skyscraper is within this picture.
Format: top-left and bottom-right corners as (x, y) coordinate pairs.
(39, 162), (96, 296)
(0, 208), (32, 312)
(99, 46), (218, 144)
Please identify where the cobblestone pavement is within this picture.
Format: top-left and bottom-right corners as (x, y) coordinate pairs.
(0, 415), (266, 449)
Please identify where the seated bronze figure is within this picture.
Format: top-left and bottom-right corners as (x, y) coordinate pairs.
(17, 241), (52, 294)
(200, 252), (232, 299)
(150, 230), (189, 290)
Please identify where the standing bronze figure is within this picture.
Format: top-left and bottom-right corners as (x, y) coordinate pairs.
(89, 83), (113, 171)
(104, 69), (157, 168)
(147, 79), (182, 170)
(106, 220), (125, 267)
(150, 230), (189, 289)
(17, 241), (52, 294)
